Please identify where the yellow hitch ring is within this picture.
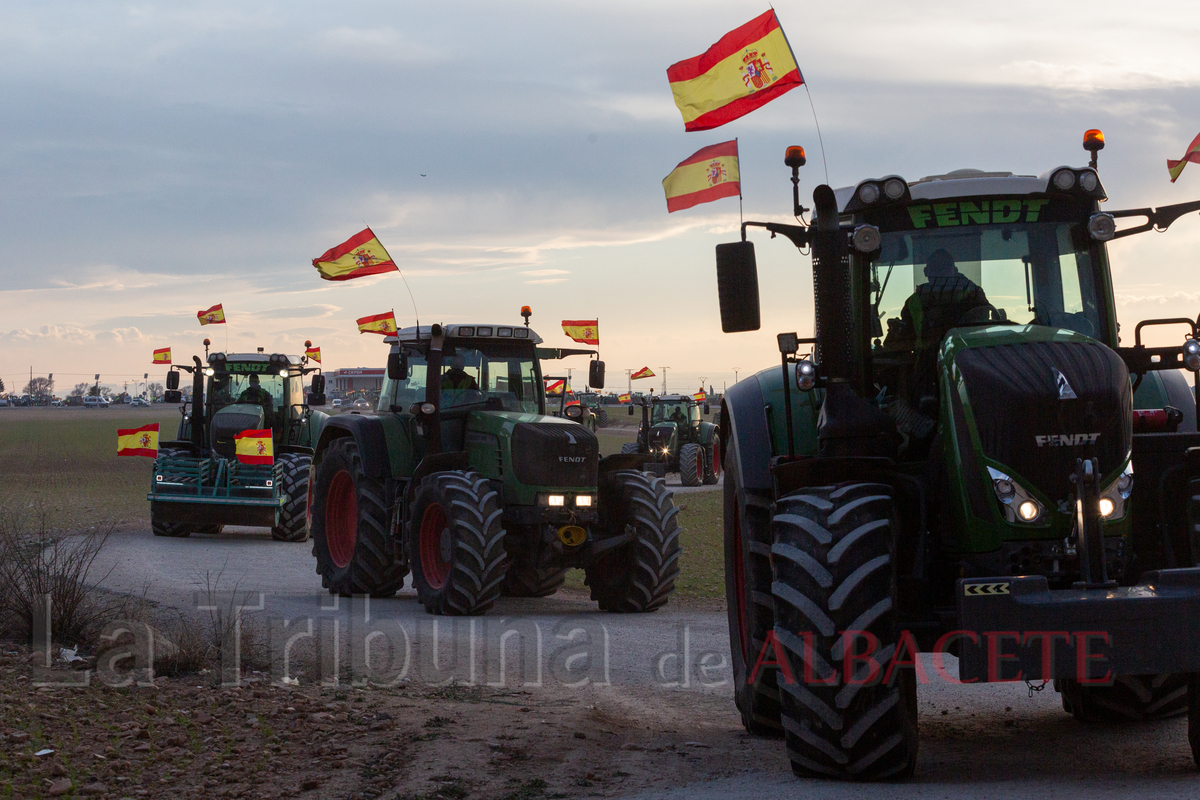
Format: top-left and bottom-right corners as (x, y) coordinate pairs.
(557, 525), (587, 547)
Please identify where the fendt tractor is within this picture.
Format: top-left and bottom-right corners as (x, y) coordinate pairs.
(149, 342), (329, 541)
(715, 132), (1200, 779)
(305, 310), (680, 615)
(621, 394), (720, 487)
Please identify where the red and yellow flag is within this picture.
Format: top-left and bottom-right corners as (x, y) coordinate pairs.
(313, 228), (399, 281)
(631, 367), (655, 380)
(198, 304), (226, 326)
(545, 379), (569, 396)
(666, 9), (803, 132)
(152, 347), (171, 365)
(1168, 132), (1200, 183)
(619, 393), (632, 403)
(562, 320), (600, 345)
(305, 346), (321, 363)
(663, 140), (740, 213)
(234, 429), (274, 465)
(356, 312), (397, 336)
(117, 423), (159, 457)
(694, 390), (707, 402)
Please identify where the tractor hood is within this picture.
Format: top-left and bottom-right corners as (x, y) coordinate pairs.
(946, 324), (1132, 504)
(466, 411), (598, 488)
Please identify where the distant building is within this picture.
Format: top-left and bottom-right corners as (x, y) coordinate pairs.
(328, 368), (385, 395)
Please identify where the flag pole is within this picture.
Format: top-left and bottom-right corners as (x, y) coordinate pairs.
(772, 6), (829, 185)
(736, 138), (744, 228)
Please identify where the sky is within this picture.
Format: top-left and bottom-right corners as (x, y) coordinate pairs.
(3, 0), (1200, 397)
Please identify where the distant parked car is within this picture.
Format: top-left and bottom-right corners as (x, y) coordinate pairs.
(331, 399), (343, 408)
(83, 396), (110, 409)
(0, 397), (8, 407)
(352, 399), (371, 410)
(129, 397), (150, 407)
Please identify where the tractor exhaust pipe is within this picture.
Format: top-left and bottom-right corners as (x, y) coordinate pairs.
(191, 355), (206, 451)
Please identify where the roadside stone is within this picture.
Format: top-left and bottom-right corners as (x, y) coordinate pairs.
(195, 711), (214, 725)
(78, 782), (108, 796)
(47, 779), (72, 796)
(620, 743), (643, 751)
(301, 779), (321, 791)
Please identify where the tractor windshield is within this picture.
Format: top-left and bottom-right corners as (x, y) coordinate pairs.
(379, 341), (542, 414)
(872, 213), (1103, 348)
(209, 365), (287, 421)
(653, 401), (695, 425)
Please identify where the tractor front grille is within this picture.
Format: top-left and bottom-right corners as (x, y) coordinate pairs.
(510, 422), (598, 488)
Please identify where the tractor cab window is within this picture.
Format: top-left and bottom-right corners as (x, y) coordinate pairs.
(873, 216), (1103, 351)
(653, 401), (692, 425)
(379, 342), (541, 414)
(210, 366), (285, 420)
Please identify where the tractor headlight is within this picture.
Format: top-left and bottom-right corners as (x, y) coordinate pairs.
(796, 359), (817, 391)
(574, 495), (593, 507)
(1052, 169), (1076, 190)
(565, 405), (583, 419)
(204, 368), (215, 377)
(883, 178), (907, 200)
(1079, 170), (1099, 192)
(1087, 213), (1116, 241)
(1184, 339), (1200, 372)
(547, 495), (565, 507)
(279, 369), (288, 377)
(857, 183), (880, 204)
(852, 224), (881, 253)
(420, 402), (436, 415)
(988, 467), (1044, 524)
(1098, 461), (1133, 520)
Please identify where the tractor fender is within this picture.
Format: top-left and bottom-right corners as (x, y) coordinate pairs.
(313, 414), (392, 478)
(719, 374), (775, 492)
(404, 452), (471, 504)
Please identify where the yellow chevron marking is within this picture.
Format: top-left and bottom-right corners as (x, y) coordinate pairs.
(964, 582), (1011, 597)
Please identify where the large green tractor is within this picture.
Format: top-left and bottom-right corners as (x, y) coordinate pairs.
(715, 134), (1200, 779)
(621, 394), (720, 487)
(306, 313), (680, 615)
(150, 344), (329, 541)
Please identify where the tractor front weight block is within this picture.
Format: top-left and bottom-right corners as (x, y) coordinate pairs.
(955, 568), (1200, 683)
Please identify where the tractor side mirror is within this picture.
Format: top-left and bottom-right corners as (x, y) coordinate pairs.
(311, 373), (326, 394)
(589, 360), (605, 389)
(166, 370), (179, 391)
(628, 405), (635, 416)
(715, 241), (761, 332)
(703, 403), (711, 415)
(387, 350), (407, 380)
(164, 390), (182, 404)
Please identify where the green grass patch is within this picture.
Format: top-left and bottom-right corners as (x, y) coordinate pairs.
(0, 407), (178, 529)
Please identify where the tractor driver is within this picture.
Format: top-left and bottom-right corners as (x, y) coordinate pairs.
(892, 248), (991, 351)
(442, 354), (479, 392)
(238, 373), (274, 424)
(670, 406), (687, 426)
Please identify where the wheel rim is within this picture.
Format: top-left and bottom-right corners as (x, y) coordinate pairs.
(419, 503), (451, 589)
(695, 448), (704, 483)
(325, 470), (357, 568)
(731, 499), (749, 662)
(712, 439), (721, 479)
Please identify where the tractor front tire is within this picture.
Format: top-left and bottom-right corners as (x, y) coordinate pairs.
(407, 471), (507, 616)
(272, 452), (312, 542)
(585, 470), (680, 612)
(702, 438), (721, 485)
(596, 409), (609, 428)
(152, 517), (193, 538)
(771, 483), (918, 781)
(1059, 673), (1190, 722)
(310, 438), (407, 597)
(1188, 674), (1200, 768)
(620, 442), (639, 455)
(723, 453), (782, 737)
(679, 443), (703, 487)
(502, 565), (568, 598)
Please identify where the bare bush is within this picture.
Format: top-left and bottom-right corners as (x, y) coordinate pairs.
(0, 505), (126, 650)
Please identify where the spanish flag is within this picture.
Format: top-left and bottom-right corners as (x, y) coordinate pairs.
(694, 390), (707, 402)
(234, 429), (274, 465)
(619, 393), (631, 403)
(666, 9), (803, 132)
(663, 141), (740, 213)
(117, 423), (159, 457)
(1168, 132), (1200, 183)
(562, 320), (600, 345)
(631, 367), (655, 380)
(305, 346), (321, 363)
(313, 228), (399, 281)
(152, 347), (171, 365)
(356, 311), (397, 336)
(198, 304), (226, 326)
(545, 379), (569, 396)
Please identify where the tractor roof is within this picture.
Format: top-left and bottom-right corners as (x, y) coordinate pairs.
(211, 352), (304, 365)
(385, 324), (543, 345)
(834, 165), (1106, 212)
(654, 394), (694, 403)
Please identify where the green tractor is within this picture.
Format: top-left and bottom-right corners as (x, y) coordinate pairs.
(150, 345), (329, 541)
(621, 394), (720, 487)
(306, 313), (680, 615)
(715, 134), (1200, 779)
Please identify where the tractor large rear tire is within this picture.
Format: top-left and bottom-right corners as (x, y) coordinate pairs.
(310, 438), (407, 597)
(1059, 674), (1190, 722)
(407, 471), (507, 616)
(272, 453), (311, 542)
(1188, 674), (1200, 768)
(585, 470), (680, 612)
(771, 483), (918, 781)
(620, 442), (638, 455)
(679, 443), (703, 487)
(723, 453), (782, 737)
